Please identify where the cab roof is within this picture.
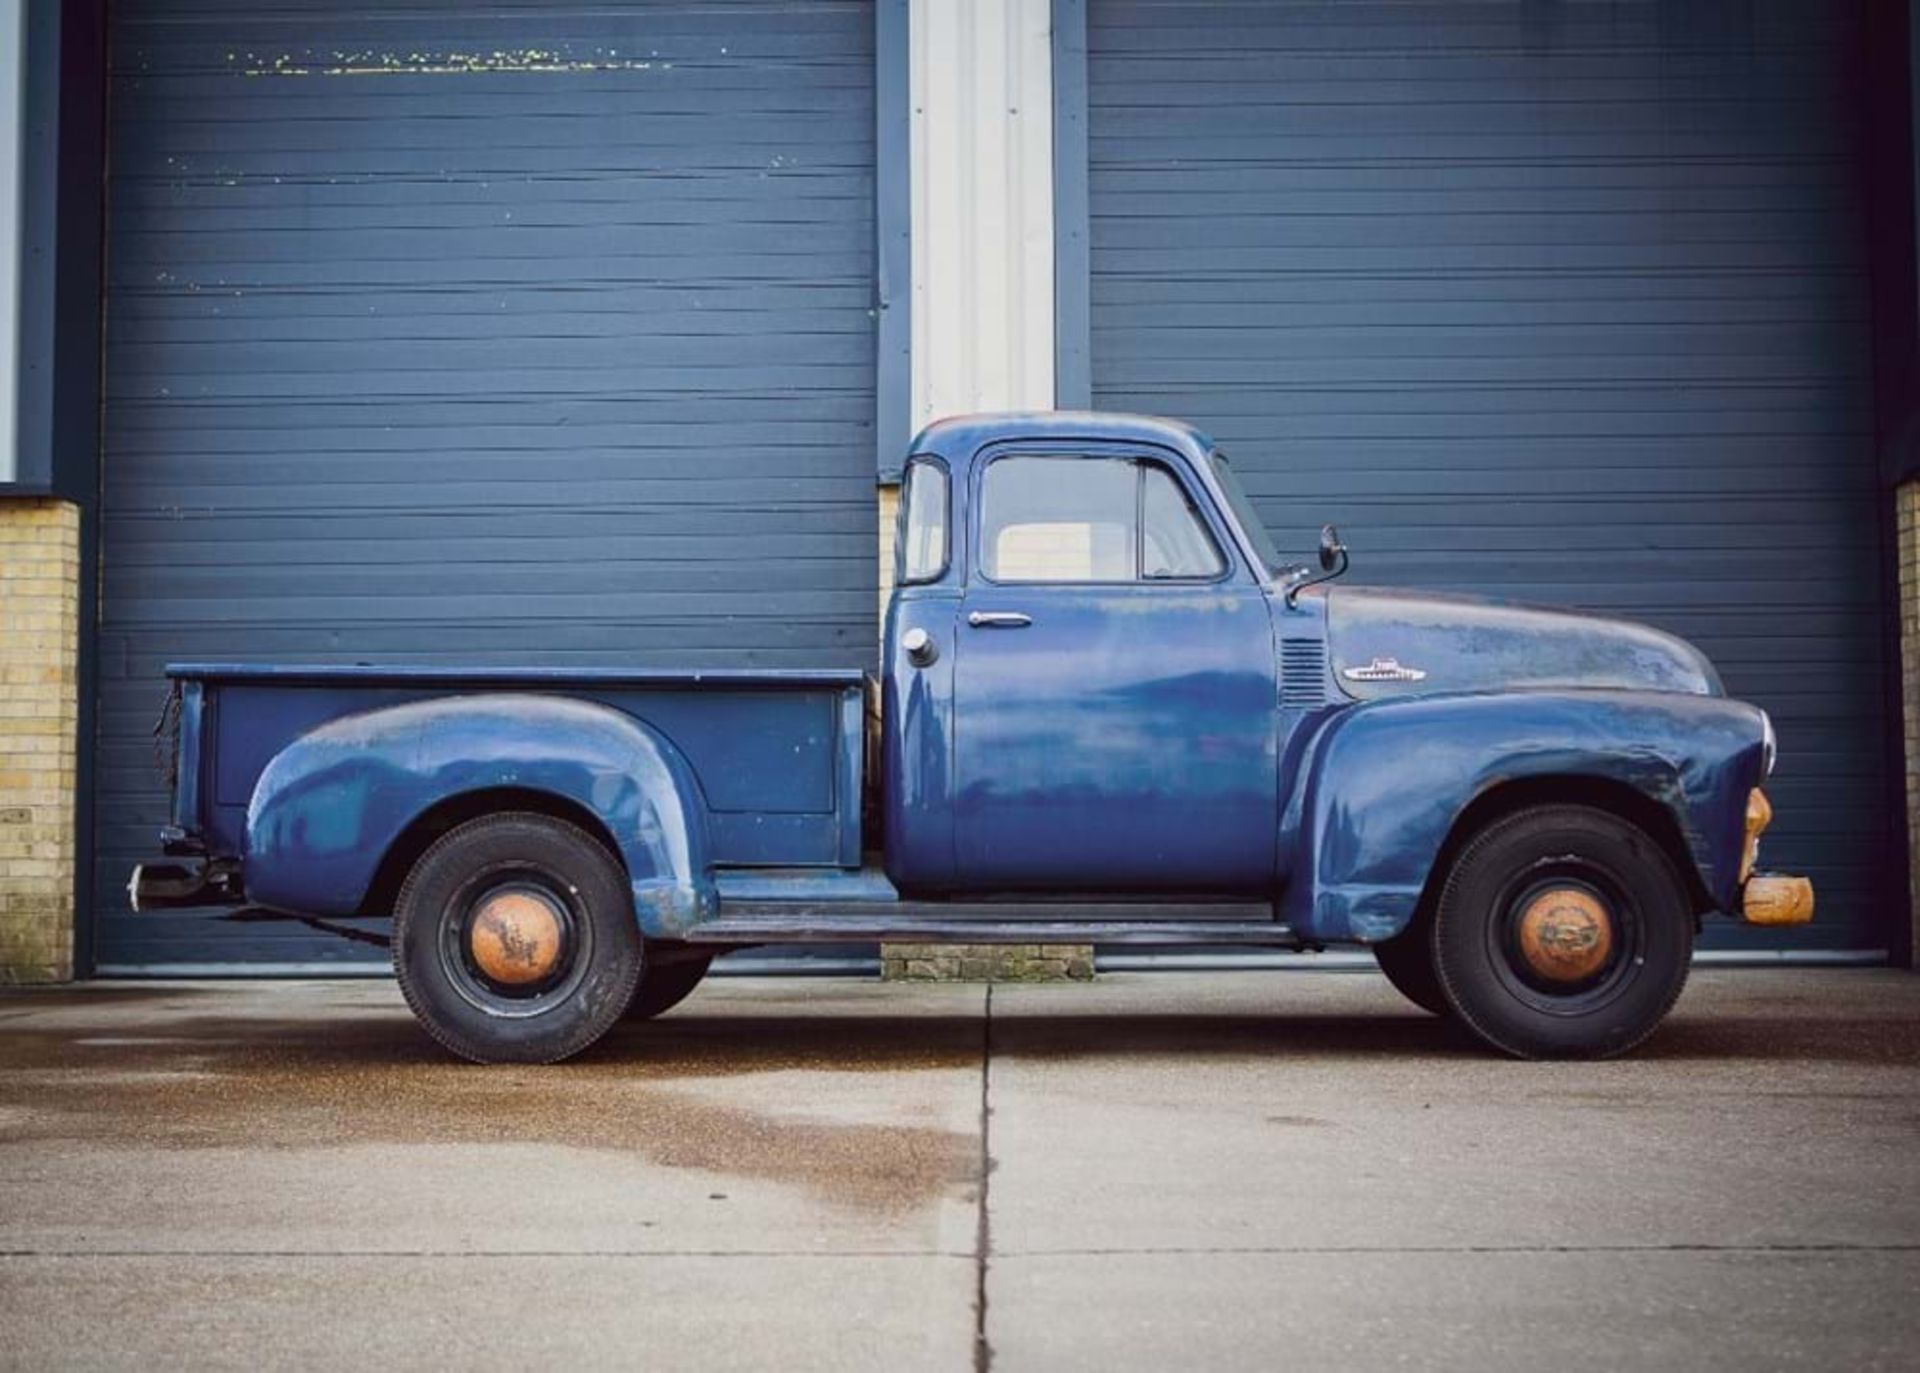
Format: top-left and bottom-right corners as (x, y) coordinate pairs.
(905, 411), (1217, 469)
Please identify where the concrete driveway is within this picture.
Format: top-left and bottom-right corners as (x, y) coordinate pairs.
(1, 968), (1916, 1370)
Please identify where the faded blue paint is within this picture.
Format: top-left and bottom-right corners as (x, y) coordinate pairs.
(877, 412), (1767, 927)
(169, 664), (866, 688)
(948, 579), (1277, 890)
(1279, 689), (1770, 944)
(165, 665), (866, 936)
(1324, 586), (1722, 702)
(246, 694), (713, 936)
(880, 579), (960, 888)
(146, 411), (1782, 952)
(881, 414), (1261, 891)
(714, 866), (901, 904)
(183, 667), (865, 871)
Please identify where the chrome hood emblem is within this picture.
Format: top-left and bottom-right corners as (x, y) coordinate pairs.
(1342, 656), (1427, 683)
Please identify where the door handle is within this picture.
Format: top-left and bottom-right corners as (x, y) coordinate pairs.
(967, 611), (1032, 629)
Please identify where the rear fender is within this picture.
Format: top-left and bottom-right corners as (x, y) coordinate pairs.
(244, 694), (712, 935)
(1279, 691), (1769, 943)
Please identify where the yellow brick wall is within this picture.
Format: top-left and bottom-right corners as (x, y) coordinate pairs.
(877, 483), (900, 621)
(0, 501), (81, 984)
(1900, 482), (1920, 966)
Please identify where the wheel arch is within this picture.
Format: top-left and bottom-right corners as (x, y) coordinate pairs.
(357, 786), (628, 919)
(1411, 775), (1714, 934)
(243, 693), (714, 935)
(1281, 690), (1765, 943)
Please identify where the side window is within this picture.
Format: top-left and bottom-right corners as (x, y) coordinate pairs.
(1142, 465), (1226, 579)
(982, 457), (1136, 582)
(898, 458), (949, 584)
(980, 456), (1226, 583)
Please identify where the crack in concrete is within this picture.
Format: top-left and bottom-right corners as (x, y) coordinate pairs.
(0, 1249), (971, 1260)
(973, 985), (995, 1373)
(9, 1242), (1911, 1262)
(997, 1243), (1920, 1257)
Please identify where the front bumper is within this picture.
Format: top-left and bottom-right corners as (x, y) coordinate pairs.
(1733, 787), (1812, 925)
(1741, 874), (1815, 926)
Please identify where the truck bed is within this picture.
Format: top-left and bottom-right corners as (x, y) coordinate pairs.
(164, 663), (869, 871)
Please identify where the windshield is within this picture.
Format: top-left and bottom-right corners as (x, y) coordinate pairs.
(1208, 451), (1287, 577)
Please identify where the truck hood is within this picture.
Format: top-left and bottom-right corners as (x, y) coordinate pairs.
(1322, 585), (1722, 700)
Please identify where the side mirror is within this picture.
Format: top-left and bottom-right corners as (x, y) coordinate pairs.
(1285, 523), (1352, 608)
(1318, 524), (1348, 573)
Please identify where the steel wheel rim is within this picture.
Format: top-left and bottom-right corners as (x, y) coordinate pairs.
(438, 867), (592, 1019)
(1484, 860), (1642, 1016)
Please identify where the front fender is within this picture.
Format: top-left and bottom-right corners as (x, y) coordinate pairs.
(244, 694), (713, 935)
(1279, 690), (1769, 943)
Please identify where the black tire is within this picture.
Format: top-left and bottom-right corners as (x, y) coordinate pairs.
(624, 952), (713, 1021)
(391, 812), (642, 1064)
(1432, 804), (1693, 1060)
(1372, 924), (1448, 1016)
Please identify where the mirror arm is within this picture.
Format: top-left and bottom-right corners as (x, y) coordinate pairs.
(1284, 527), (1349, 608)
(1283, 548), (1347, 608)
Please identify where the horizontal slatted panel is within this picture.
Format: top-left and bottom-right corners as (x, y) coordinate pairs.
(1086, 0), (1891, 950)
(1279, 637), (1327, 710)
(95, 0), (877, 969)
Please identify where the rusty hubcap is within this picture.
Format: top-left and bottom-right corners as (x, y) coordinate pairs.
(1515, 887), (1614, 983)
(468, 890), (565, 986)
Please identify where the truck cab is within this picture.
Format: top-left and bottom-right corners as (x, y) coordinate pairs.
(881, 417), (1284, 893)
(133, 411), (1812, 1065)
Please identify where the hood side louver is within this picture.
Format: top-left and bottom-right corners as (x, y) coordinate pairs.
(1280, 638), (1328, 710)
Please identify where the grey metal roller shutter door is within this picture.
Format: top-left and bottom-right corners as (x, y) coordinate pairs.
(1084, 0), (1891, 952)
(93, 0), (878, 970)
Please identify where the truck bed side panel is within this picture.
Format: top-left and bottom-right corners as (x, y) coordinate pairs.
(179, 668), (865, 874)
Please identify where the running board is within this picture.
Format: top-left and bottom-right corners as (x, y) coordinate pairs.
(680, 916), (1301, 947)
(713, 889), (1273, 925)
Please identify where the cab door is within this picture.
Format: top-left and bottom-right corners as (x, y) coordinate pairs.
(950, 448), (1279, 892)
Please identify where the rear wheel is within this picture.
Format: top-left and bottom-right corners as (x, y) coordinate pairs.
(1432, 804), (1693, 1060)
(624, 952), (714, 1020)
(392, 812), (642, 1064)
(1372, 923), (1448, 1016)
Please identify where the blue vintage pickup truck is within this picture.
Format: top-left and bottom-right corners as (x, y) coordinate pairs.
(132, 412), (1811, 1064)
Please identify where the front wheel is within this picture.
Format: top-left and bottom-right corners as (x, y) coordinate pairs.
(392, 812), (642, 1064)
(1432, 804), (1694, 1059)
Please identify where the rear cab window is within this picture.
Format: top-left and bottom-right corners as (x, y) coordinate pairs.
(898, 457), (950, 585)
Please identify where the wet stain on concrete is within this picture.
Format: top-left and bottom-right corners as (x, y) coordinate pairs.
(5, 972), (1919, 1218)
(988, 1012), (1474, 1063)
(988, 1006), (1920, 1069)
(0, 1008), (981, 1213)
(0, 985), (214, 1014)
(1640, 1016), (1920, 1068)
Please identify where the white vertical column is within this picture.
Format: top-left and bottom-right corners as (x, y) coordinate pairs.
(0, 0), (24, 483)
(910, 0), (1055, 430)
